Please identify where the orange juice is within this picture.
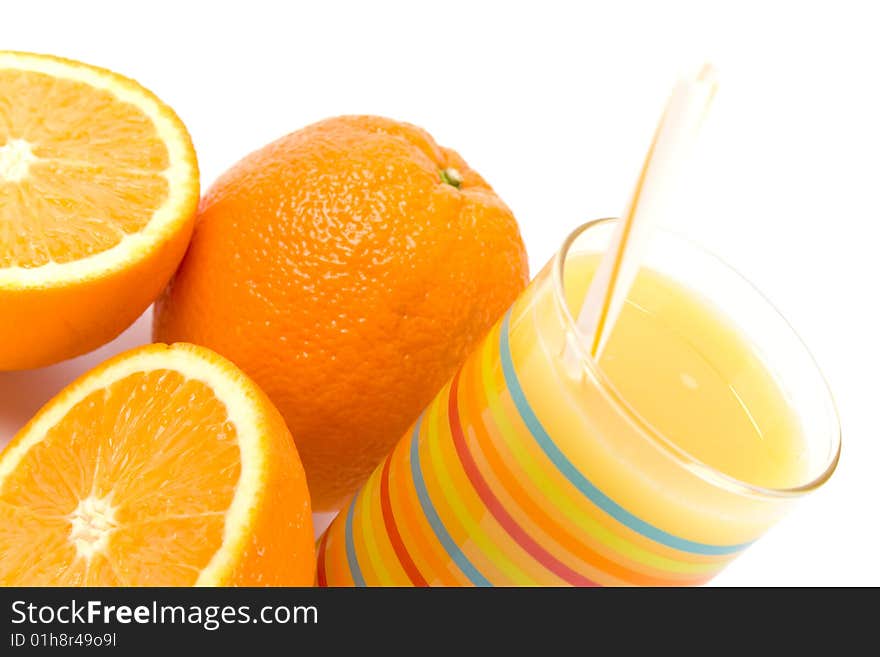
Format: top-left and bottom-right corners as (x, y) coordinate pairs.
(558, 253), (808, 492)
(317, 220), (838, 586)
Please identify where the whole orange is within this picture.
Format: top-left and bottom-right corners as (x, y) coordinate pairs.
(154, 115), (529, 510)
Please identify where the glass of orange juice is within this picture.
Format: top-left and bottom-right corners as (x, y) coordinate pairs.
(317, 218), (840, 586)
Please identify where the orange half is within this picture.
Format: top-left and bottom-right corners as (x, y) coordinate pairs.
(0, 52), (199, 368)
(0, 343), (314, 586)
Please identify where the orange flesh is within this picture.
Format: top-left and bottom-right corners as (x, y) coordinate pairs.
(0, 69), (170, 268)
(0, 370), (241, 586)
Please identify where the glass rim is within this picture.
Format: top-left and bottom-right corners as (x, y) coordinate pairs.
(552, 218), (841, 500)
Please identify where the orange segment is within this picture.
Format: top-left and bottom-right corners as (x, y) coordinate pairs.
(0, 52), (199, 369)
(0, 69), (170, 168)
(0, 343), (315, 586)
(0, 163), (170, 267)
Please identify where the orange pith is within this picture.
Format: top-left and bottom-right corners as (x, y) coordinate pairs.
(0, 343), (315, 586)
(0, 52), (199, 369)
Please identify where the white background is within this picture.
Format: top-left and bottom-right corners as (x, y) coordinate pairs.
(2, 0), (877, 586)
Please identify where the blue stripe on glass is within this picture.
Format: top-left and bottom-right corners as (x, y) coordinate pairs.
(409, 414), (491, 586)
(344, 490), (367, 586)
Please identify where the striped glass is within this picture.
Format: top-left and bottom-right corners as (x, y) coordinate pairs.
(316, 219), (840, 586)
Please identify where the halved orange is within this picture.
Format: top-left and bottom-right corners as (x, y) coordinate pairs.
(0, 343), (314, 586)
(0, 51), (199, 369)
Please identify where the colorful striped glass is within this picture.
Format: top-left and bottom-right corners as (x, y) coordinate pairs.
(317, 219), (840, 586)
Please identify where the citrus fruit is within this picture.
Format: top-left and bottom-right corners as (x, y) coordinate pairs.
(0, 52), (199, 370)
(154, 115), (529, 510)
(0, 342), (314, 586)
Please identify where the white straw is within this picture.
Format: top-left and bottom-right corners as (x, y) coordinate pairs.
(576, 64), (719, 359)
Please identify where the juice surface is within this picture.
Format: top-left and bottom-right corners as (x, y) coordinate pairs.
(564, 254), (807, 491)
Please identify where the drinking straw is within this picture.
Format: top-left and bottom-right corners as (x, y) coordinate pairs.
(576, 64), (719, 359)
